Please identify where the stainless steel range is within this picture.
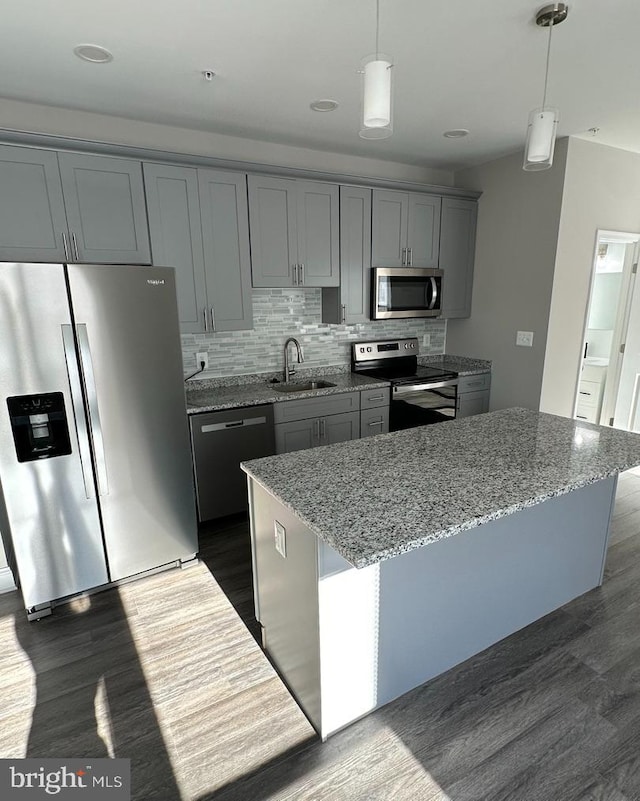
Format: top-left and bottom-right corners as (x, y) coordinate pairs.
(352, 337), (458, 430)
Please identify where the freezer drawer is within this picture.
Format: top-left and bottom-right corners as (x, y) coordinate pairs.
(191, 405), (275, 521)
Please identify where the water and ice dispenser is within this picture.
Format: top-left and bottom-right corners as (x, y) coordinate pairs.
(6, 393), (72, 462)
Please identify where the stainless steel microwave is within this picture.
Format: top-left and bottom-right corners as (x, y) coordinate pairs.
(371, 267), (443, 320)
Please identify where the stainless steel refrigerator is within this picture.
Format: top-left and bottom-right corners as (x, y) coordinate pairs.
(0, 262), (198, 619)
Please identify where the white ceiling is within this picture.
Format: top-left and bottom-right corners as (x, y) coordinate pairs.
(3, 0), (640, 171)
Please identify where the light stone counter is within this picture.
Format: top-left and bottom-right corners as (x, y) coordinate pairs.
(243, 407), (640, 739)
(242, 408), (640, 569)
(186, 372), (388, 414)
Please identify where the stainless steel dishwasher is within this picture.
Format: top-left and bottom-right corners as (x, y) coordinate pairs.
(190, 405), (275, 522)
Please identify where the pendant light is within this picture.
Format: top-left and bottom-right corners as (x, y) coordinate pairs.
(359, 0), (393, 140)
(523, 3), (568, 171)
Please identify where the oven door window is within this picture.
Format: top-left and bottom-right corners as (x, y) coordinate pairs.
(377, 274), (440, 314)
(391, 386), (457, 430)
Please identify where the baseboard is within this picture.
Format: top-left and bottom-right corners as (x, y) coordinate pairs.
(0, 566), (16, 594)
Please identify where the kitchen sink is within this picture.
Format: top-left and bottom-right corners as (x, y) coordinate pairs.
(273, 380), (336, 393)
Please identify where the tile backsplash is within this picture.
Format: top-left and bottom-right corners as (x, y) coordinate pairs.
(181, 289), (446, 378)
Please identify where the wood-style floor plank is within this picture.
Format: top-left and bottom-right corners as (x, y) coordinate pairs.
(2, 470), (640, 799)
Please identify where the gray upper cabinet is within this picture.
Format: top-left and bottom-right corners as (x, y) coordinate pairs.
(322, 186), (372, 324)
(0, 145), (69, 262)
(407, 193), (441, 268)
(372, 189), (441, 268)
(248, 175), (339, 287)
(439, 197), (478, 319)
(0, 145), (150, 264)
(198, 169), (253, 331)
(57, 152), (150, 264)
(144, 163), (207, 333)
(144, 163), (253, 334)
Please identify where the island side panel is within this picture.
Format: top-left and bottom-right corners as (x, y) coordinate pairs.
(247, 478), (323, 734)
(373, 475), (617, 709)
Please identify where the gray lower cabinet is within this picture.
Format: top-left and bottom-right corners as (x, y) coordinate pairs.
(322, 186), (372, 324)
(248, 175), (339, 287)
(457, 373), (491, 417)
(274, 392), (361, 454)
(359, 386), (390, 437)
(275, 411), (360, 453)
(372, 190), (441, 268)
(440, 197), (478, 319)
(190, 405), (275, 521)
(360, 406), (390, 437)
(0, 145), (150, 264)
(144, 163), (253, 333)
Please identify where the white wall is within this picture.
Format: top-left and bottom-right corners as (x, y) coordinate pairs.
(448, 140), (568, 411)
(540, 140), (640, 417)
(0, 98), (453, 187)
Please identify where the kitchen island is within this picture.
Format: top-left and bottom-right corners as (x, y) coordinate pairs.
(241, 408), (640, 739)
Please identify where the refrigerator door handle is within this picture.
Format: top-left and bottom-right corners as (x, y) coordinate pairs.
(61, 324), (96, 500)
(76, 324), (110, 497)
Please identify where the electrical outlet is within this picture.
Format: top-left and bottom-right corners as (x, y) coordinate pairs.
(422, 333), (431, 347)
(516, 331), (534, 347)
(274, 520), (287, 558)
(196, 351), (209, 370)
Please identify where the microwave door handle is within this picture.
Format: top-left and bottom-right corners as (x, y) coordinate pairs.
(429, 276), (439, 310)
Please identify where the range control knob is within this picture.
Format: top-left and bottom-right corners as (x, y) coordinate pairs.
(404, 343), (409, 348)
(359, 347), (365, 353)
(411, 343), (416, 348)
(367, 347), (372, 352)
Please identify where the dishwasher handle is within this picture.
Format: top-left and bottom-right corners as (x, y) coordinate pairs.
(200, 415), (267, 434)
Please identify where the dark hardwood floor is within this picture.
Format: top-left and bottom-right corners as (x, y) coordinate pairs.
(2, 470), (640, 800)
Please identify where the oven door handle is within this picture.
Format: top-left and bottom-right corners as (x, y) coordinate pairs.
(393, 378), (458, 396)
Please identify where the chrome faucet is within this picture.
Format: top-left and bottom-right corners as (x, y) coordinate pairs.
(283, 337), (304, 383)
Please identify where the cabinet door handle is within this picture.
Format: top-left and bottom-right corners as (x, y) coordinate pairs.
(313, 419), (320, 440)
(203, 307), (208, 332)
(210, 306), (216, 332)
(408, 247), (413, 265)
(367, 395), (385, 402)
(300, 263), (305, 285)
(71, 231), (80, 262)
(320, 418), (325, 439)
(341, 304), (346, 323)
(293, 264), (298, 285)
(401, 247), (406, 266)
(62, 232), (70, 262)
(579, 391), (591, 396)
(368, 420), (384, 427)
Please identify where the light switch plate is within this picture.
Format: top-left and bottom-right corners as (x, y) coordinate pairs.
(274, 520), (287, 558)
(516, 331), (534, 347)
(422, 333), (431, 347)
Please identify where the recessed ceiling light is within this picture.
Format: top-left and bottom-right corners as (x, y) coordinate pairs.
(310, 99), (339, 112)
(443, 129), (470, 139)
(73, 44), (113, 64)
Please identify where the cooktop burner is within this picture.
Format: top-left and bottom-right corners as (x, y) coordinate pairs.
(351, 337), (458, 386)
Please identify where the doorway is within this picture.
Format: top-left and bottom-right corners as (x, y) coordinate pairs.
(577, 230), (640, 429)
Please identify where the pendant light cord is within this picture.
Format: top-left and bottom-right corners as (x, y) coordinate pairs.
(541, 5), (556, 109)
(375, 0), (380, 59)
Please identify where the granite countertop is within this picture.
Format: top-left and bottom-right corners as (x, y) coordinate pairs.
(185, 371), (389, 414)
(418, 354), (492, 376)
(242, 408), (640, 569)
(185, 354), (491, 414)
